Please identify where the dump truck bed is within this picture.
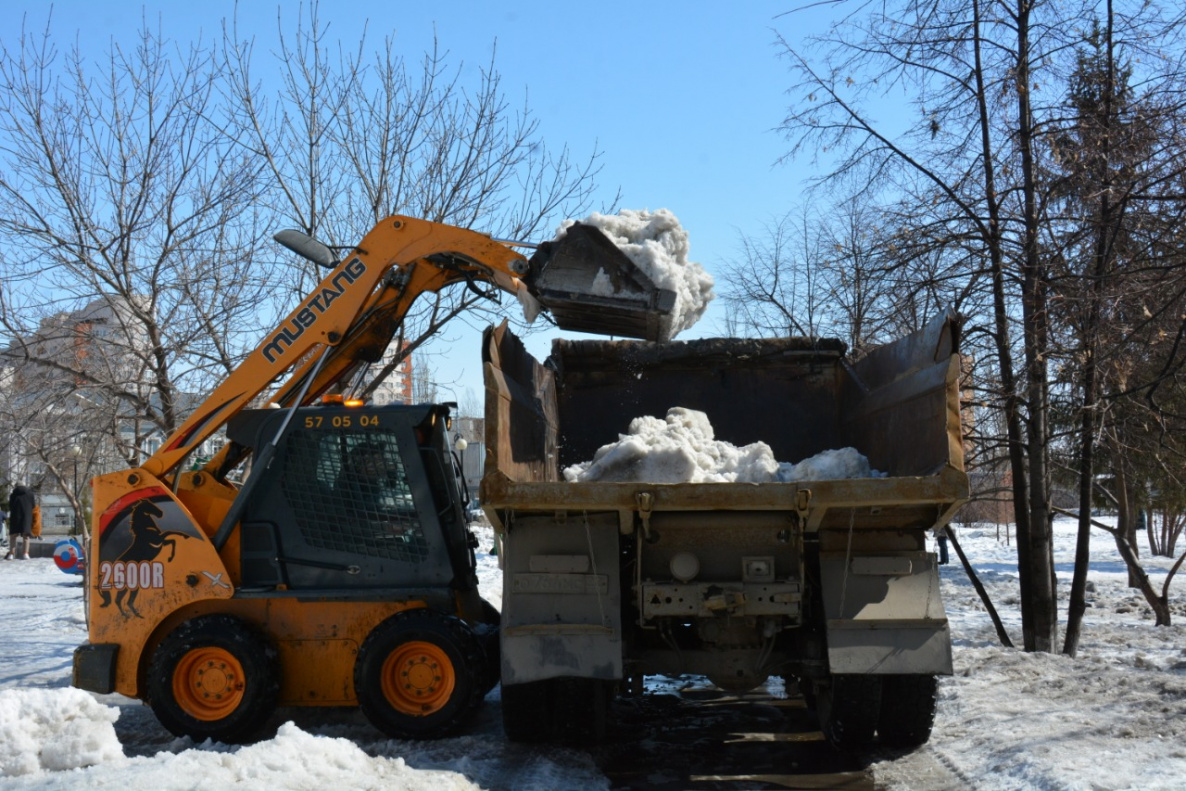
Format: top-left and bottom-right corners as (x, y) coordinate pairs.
(480, 312), (968, 530)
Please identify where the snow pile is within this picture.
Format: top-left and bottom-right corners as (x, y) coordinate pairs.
(558, 208), (714, 339)
(0, 718), (483, 790)
(562, 407), (882, 483)
(0, 687), (124, 776)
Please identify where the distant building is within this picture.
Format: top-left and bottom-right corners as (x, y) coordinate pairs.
(369, 342), (414, 405)
(4, 297), (141, 411)
(0, 296), (187, 535)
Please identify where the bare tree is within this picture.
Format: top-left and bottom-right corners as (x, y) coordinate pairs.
(772, 0), (1186, 651)
(0, 6), (607, 492)
(816, 200), (897, 357)
(219, 3), (608, 399)
(772, 0), (1127, 651)
(411, 357), (440, 405)
(1042, 4), (1186, 647)
(721, 207), (826, 338)
(0, 15), (278, 452)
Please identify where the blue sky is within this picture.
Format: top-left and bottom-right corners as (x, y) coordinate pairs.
(4, 1), (832, 405)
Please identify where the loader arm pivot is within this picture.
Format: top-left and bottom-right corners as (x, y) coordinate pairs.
(143, 217), (530, 480)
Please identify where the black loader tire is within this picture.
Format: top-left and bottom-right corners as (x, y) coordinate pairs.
(475, 599), (501, 697)
(354, 609), (485, 739)
(877, 674), (939, 748)
(146, 615), (279, 744)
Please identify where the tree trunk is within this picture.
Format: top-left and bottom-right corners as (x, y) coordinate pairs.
(1115, 465), (1143, 588)
(1063, 356), (1096, 656)
(972, 0), (1040, 652)
(1065, 1), (1117, 658)
(1015, 0), (1058, 652)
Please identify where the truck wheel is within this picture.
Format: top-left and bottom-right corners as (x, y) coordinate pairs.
(146, 615), (279, 744)
(552, 677), (613, 743)
(877, 674), (938, 748)
(501, 680), (551, 743)
(502, 678), (613, 744)
(817, 674), (882, 750)
(355, 609), (485, 739)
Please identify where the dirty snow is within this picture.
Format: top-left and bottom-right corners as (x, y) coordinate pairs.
(4, 517), (1186, 789)
(558, 208), (714, 339)
(562, 406), (881, 483)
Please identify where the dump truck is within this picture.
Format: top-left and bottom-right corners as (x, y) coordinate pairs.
(482, 310), (968, 748)
(72, 215), (676, 743)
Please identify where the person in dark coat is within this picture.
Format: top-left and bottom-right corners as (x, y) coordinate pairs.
(6, 485), (35, 560)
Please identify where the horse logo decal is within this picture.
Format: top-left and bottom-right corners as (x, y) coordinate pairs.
(98, 493), (201, 619)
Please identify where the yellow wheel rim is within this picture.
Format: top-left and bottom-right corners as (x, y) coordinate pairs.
(173, 647), (246, 721)
(381, 640), (455, 717)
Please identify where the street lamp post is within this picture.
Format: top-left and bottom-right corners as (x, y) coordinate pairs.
(70, 445), (82, 537)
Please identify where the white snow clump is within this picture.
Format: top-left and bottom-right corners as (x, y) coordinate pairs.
(0, 688), (125, 776)
(563, 407), (884, 484)
(558, 208), (715, 339)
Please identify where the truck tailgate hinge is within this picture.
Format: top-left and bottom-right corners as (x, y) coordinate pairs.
(796, 488), (812, 521)
(636, 491), (655, 540)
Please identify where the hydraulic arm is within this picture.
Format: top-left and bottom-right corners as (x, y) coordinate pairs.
(145, 216), (535, 480)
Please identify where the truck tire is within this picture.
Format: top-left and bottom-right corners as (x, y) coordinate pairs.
(502, 678), (614, 744)
(552, 677), (612, 743)
(816, 674), (882, 750)
(146, 615), (279, 744)
(877, 674), (938, 748)
(355, 609), (485, 739)
(501, 680), (551, 743)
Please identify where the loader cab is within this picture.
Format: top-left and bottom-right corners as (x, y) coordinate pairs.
(226, 402), (476, 594)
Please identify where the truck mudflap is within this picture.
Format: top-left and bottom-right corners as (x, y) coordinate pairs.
(73, 643), (119, 694)
(818, 551), (953, 675)
(499, 513), (623, 685)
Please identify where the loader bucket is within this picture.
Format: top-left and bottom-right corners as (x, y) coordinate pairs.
(526, 223), (677, 342)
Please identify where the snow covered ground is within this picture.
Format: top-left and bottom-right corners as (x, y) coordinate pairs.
(0, 527), (607, 791)
(2, 517), (1185, 790)
(875, 520), (1186, 791)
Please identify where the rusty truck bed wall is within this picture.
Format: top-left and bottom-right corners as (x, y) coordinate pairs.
(481, 312), (968, 531)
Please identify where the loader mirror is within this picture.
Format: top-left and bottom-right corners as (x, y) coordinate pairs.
(274, 229), (338, 269)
